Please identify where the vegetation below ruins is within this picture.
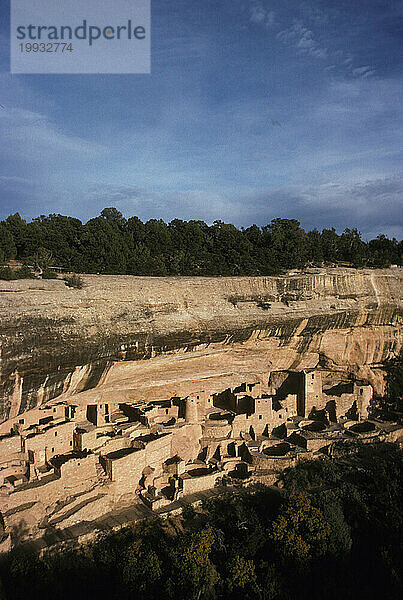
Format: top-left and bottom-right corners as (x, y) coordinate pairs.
(1, 443), (401, 600)
(1, 208), (402, 277)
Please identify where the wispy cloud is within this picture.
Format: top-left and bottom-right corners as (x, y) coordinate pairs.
(0, 107), (106, 160)
(249, 3), (266, 24)
(0, 176), (31, 185)
(87, 174), (403, 240)
(244, 175), (403, 239)
(249, 2), (276, 28)
(277, 19), (328, 59)
(0, 2), (398, 237)
(248, 3), (375, 78)
(352, 65), (376, 79)
(87, 183), (236, 223)
(88, 184), (158, 206)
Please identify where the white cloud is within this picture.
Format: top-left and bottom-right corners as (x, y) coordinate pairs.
(277, 20), (328, 59)
(265, 10), (276, 28)
(249, 3), (276, 29)
(353, 66), (371, 76)
(242, 175), (403, 238)
(250, 3), (266, 24)
(86, 174), (403, 240)
(249, 7), (376, 78)
(87, 183), (239, 224)
(352, 65), (375, 79)
(0, 107), (106, 160)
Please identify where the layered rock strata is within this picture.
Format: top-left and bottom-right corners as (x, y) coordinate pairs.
(0, 268), (401, 420)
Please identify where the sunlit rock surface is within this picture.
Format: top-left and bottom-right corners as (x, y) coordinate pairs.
(1, 268), (402, 421)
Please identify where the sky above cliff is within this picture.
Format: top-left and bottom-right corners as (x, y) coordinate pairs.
(0, 0), (402, 239)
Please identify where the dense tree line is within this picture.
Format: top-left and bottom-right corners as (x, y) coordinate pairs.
(1, 443), (401, 600)
(0, 208), (401, 276)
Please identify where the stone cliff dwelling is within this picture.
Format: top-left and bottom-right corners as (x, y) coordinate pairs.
(0, 268), (401, 550)
(1, 367), (402, 551)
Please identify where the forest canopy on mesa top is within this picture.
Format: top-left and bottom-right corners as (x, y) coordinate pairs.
(0, 208), (401, 276)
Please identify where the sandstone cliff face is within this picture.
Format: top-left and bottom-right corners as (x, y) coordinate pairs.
(0, 268), (401, 421)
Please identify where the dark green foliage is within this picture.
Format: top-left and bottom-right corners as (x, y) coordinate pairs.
(0, 265), (35, 280)
(15, 265), (35, 279)
(279, 444), (403, 599)
(270, 491), (331, 561)
(3, 213), (26, 257)
(338, 228), (368, 267)
(168, 525), (220, 599)
(100, 207), (127, 230)
(63, 274), (84, 289)
(30, 247), (55, 272)
(41, 268), (58, 279)
(321, 227), (340, 263)
(1, 209), (401, 276)
(225, 554), (258, 598)
(0, 266), (17, 280)
(306, 228), (324, 264)
(264, 218), (308, 270)
(79, 216), (129, 274)
(0, 222), (16, 262)
(25, 215), (83, 271)
(368, 235), (401, 267)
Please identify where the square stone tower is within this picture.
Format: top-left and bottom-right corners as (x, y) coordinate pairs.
(300, 370), (323, 417)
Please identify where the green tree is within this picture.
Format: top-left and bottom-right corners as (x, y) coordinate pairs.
(100, 207), (127, 230)
(168, 219), (211, 275)
(0, 208), (401, 277)
(144, 219), (172, 258)
(126, 215), (146, 245)
(263, 219), (307, 272)
(338, 228), (367, 267)
(3, 213), (27, 258)
(270, 492), (330, 561)
(122, 539), (162, 596)
(202, 492), (266, 560)
(127, 242), (167, 275)
(320, 227), (340, 263)
(31, 247), (54, 274)
(368, 235), (401, 267)
(80, 216), (128, 274)
(0, 222), (16, 262)
(226, 555), (258, 598)
(28, 214), (84, 271)
(306, 228), (324, 265)
(0, 266), (17, 280)
(169, 526), (220, 600)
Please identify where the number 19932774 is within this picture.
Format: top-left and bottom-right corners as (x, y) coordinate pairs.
(19, 43), (73, 52)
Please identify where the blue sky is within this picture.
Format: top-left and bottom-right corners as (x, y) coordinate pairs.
(0, 0), (402, 239)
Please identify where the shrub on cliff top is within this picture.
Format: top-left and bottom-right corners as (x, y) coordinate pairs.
(16, 265), (35, 279)
(64, 274), (83, 289)
(0, 266), (17, 280)
(42, 268), (58, 279)
(0, 265), (36, 280)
